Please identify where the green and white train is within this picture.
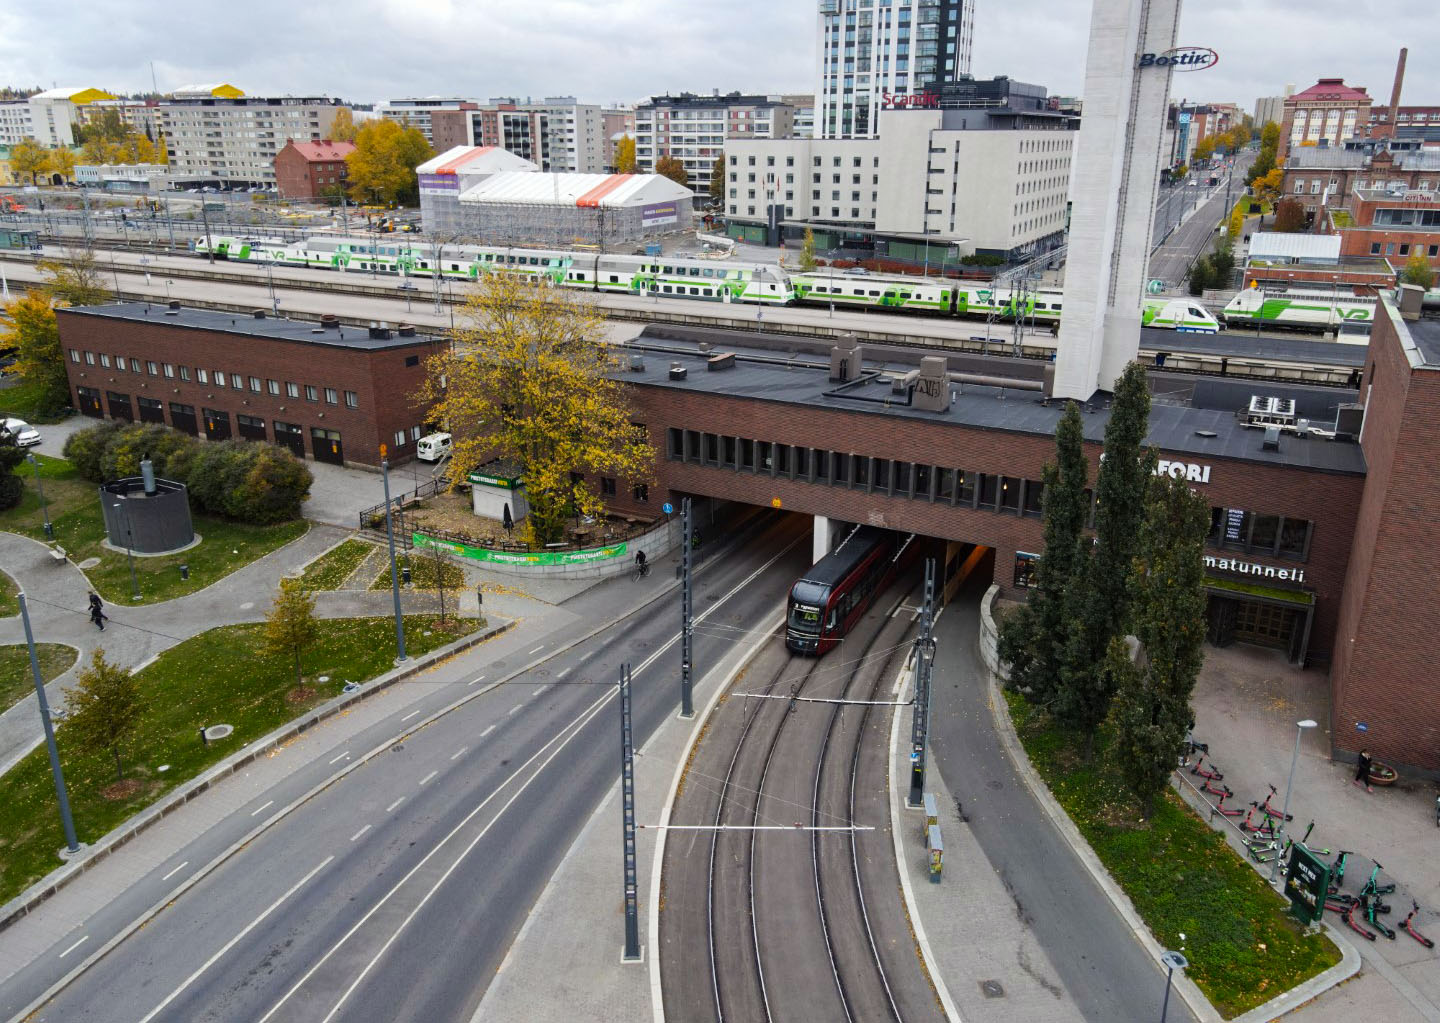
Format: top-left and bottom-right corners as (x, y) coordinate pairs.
(196, 234), (1224, 331)
(1221, 288), (1376, 331)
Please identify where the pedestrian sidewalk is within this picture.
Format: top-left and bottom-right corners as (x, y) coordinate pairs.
(1187, 645), (1440, 1023)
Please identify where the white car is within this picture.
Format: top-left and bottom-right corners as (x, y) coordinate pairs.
(1, 418), (40, 447)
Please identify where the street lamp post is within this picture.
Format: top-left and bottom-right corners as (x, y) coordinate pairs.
(1271, 719), (1319, 884)
(27, 453), (52, 540)
(112, 501), (139, 600)
(380, 451), (408, 663)
(264, 258), (278, 315)
(19, 592), (79, 855)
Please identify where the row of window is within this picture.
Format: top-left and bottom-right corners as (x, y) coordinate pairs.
(1208, 508), (1313, 561)
(1367, 241), (1439, 257)
(68, 349), (359, 408)
(666, 428), (1045, 515)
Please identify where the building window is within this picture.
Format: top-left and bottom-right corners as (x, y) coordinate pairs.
(213, 370), (226, 387)
(344, 390), (358, 408)
(130, 358), (141, 373)
(633, 483), (649, 502)
(324, 387), (338, 405)
(84, 351), (96, 365)
(601, 476), (617, 496)
(147, 361), (158, 375)
(179, 366), (190, 381)
(286, 381), (299, 398)
(100, 354), (111, 368)
(163, 363), (175, 378)
(197, 369), (209, 384)
(69, 349), (80, 363)
(248, 376), (261, 392)
(231, 374), (244, 391)
(305, 385), (318, 401)
(268, 379), (280, 395)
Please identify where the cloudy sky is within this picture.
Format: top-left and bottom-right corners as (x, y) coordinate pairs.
(2, 0), (1426, 114)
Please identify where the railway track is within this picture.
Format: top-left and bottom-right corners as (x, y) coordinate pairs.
(662, 582), (942, 1023)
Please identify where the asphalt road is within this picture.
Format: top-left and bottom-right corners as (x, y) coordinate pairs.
(1147, 153), (1257, 287)
(927, 577), (1198, 1023)
(6, 512), (812, 1023)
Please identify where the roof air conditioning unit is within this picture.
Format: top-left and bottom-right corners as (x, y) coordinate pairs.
(669, 363), (688, 381)
(1262, 426), (1281, 452)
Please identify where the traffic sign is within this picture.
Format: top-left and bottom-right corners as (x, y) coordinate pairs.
(662, 502), (674, 515)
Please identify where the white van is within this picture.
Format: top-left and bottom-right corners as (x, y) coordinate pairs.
(416, 432), (452, 463)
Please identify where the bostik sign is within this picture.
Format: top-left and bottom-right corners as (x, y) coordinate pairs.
(1138, 47), (1219, 72)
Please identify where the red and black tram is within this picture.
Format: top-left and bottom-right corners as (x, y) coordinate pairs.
(786, 527), (909, 655)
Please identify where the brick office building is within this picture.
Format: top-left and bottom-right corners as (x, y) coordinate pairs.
(273, 140), (356, 201)
(57, 304), (440, 468)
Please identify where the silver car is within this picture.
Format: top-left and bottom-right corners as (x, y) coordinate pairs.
(1, 417), (41, 447)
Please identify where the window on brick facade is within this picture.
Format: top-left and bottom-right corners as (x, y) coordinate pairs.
(601, 476), (617, 496)
(344, 390), (358, 408)
(250, 376), (262, 392)
(100, 354), (111, 368)
(68, 349), (80, 363)
(324, 387), (338, 405)
(286, 381), (299, 397)
(305, 385), (318, 401)
(197, 369), (209, 384)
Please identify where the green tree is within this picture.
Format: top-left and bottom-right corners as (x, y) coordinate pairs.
(414, 272), (654, 545)
(1252, 167), (1284, 205)
(1246, 147), (1276, 186)
(330, 106), (358, 143)
(613, 135), (636, 174)
(708, 154), (725, 203)
(1209, 239), (1236, 283)
(346, 118), (434, 206)
(999, 402), (1088, 708)
(1059, 362), (1154, 756)
(0, 419), (24, 509)
(63, 649), (144, 782)
(1272, 198), (1306, 233)
(1401, 251), (1436, 290)
(264, 578), (319, 691)
(1260, 121), (1281, 151)
(799, 226), (817, 272)
(10, 139), (49, 185)
(1192, 136), (1217, 162)
(1187, 255), (1214, 296)
(1, 292), (70, 415)
(1111, 473), (1210, 814)
(655, 153), (688, 189)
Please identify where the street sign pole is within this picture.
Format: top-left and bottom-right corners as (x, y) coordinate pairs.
(680, 497), (694, 718)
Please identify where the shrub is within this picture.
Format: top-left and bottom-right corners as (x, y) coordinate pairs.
(960, 253), (1006, 267)
(63, 421), (124, 482)
(232, 444), (312, 524)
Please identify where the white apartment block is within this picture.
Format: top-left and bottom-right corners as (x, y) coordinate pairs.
(723, 106), (1072, 259)
(635, 93), (797, 196)
(816, 0), (974, 139)
(529, 98), (604, 173)
(157, 88), (342, 187)
(0, 87), (117, 147)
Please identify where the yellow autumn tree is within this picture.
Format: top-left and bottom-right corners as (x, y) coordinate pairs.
(346, 118), (433, 206)
(413, 273), (654, 544)
(614, 135), (636, 174)
(330, 107), (358, 143)
(10, 139), (49, 185)
(47, 147), (76, 182)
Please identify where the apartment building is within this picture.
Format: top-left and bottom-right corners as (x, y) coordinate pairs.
(157, 85), (343, 188)
(0, 87), (116, 147)
(815, 0), (975, 139)
(427, 98), (603, 172)
(635, 93), (796, 196)
(1278, 79), (1373, 163)
(377, 97), (475, 144)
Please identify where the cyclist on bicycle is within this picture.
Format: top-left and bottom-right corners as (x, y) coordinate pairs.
(635, 549), (647, 572)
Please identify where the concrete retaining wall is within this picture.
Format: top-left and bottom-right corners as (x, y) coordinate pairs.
(978, 584), (1010, 683)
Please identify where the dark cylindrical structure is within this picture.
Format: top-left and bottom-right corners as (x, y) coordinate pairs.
(100, 477), (194, 555)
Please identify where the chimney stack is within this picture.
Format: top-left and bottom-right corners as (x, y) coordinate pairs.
(1389, 47), (1407, 131)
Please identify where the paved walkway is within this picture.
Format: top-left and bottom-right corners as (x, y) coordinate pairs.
(1187, 645), (1440, 1022)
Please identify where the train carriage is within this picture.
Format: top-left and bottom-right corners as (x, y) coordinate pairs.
(786, 527), (908, 655)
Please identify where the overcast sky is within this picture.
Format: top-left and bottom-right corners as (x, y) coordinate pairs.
(1, 0), (1426, 116)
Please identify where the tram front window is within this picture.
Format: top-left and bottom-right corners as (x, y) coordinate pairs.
(790, 605), (822, 633)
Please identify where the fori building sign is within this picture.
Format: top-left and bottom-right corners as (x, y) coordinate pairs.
(1138, 47), (1219, 72)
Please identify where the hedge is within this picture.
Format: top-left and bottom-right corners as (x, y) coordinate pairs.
(63, 422), (312, 524)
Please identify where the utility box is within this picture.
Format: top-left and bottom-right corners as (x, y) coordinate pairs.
(926, 824), (944, 883)
(922, 793), (939, 837)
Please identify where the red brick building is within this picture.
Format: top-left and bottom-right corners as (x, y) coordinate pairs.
(1332, 186), (1440, 270)
(273, 139), (356, 201)
(1278, 79), (1373, 164)
(57, 303), (439, 467)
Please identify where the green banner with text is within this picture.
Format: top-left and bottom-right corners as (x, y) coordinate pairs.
(414, 532), (627, 566)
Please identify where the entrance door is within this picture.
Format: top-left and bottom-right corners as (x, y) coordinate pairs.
(76, 386), (103, 418)
(1207, 597), (1239, 647)
(137, 397), (165, 425)
(273, 421), (306, 458)
(1233, 600), (1298, 650)
(106, 391), (133, 421)
(236, 414), (266, 442)
(203, 409), (232, 441)
(311, 427), (343, 465)
(169, 403), (198, 435)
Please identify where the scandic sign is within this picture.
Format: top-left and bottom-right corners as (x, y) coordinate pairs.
(1138, 47), (1219, 72)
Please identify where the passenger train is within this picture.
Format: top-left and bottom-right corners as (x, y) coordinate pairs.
(195, 233), (1241, 333)
(1220, 287), (1377, 330)
(786, 527), (912, 655)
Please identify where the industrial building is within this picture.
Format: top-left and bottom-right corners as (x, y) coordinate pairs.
(416, 145), (542, 235)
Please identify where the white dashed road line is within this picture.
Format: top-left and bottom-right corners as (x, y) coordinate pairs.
(480, 724), (496, 738)
(418, 771), (438, 787)
(400, 710), (420, 723)
(57, 936), (88, 959)
(329, 751), (350, 765)
(160, 861), (189, 882)
(450, 747), (467, 760)
(507, 705), (521, 716)
(385, 798), (404, 813)
(527, 645), (544, 655)
(250, 800), (274, 817)
(350, 825), (372, 843)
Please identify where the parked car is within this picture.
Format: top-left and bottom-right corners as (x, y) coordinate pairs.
(1, 417), (41, 447)
(416, 432), (452, 463)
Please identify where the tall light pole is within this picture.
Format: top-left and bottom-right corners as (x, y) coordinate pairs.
(112, 501), (140, 600)
(1271, 718), (1319, 884)
(27, 453), (52, 540)
(19, 592), (79, 855)
(380, 448), (408, 663)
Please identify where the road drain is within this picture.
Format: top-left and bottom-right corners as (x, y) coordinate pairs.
(981, 980), (1005, 999)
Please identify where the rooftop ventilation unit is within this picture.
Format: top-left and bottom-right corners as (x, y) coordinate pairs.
(167, 300), (181, 310)
(628, 353), (645, 372)
(397, 324), (417, 337)
(1245, 395), (1297, 430)
(252, 309), (265, 319)
(368, 326), (392, 340)
(1262, 426), (1281, 452)
(669, 363), (688, 381)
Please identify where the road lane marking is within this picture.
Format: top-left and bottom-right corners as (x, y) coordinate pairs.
(350, 825), (372, 843)
(329, 751), (350, 765)
(419, 771), (438, 786)
(480, 724), (496, 738)
(556, 668), (570, 679)
(138, 855), (333, 1023)
(250, 800), (274, 817)
(533, 685), (549, 696)
(57, 936), (88, 959)
(385, 798), (404, 813)
(467, 675), (486, 686)
(508, 705), (521, 716)
(400, 710), (421, 722)
(256, 692), (616, 1023)
(450, 747), (467, 760)
(528, 645), (544, 654)
(160, 861), (189, 882)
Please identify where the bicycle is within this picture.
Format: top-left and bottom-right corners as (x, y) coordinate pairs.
(631, 560), (651, 582)
(1401, 901), (1435, 949)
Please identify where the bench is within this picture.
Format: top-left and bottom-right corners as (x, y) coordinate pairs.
(48, 546), (67, 563)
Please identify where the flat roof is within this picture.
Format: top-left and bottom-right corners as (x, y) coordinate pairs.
(56, 303), (438, 351)
(624, 328), (1367, 477)
(1405, 314), (1440, 368)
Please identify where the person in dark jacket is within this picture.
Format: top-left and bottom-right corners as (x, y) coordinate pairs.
(1354, 749), (1373, 793)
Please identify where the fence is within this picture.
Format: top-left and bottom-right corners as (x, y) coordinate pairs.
(357, 477), (446, 547)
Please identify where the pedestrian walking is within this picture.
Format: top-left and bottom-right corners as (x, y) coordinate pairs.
(87, 591), (102, 614)
(1354, 749), (1373, 793)
(89, 604), (108, 631)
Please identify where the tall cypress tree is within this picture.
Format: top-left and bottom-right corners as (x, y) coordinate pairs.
(1112, 473), (1211, 815)
(1057, 361), (1154, 754)
(999, 401), (1088, 706)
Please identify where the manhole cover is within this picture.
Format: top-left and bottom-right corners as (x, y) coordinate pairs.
(987, 779), (1004, 791)
(981, 980), (1005, 999)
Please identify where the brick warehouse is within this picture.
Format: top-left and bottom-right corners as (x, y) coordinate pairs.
(54, 296), (1440, 773)
(57, 303), (442, 467)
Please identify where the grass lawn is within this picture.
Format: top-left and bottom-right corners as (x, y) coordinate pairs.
(0, 569), (15, 617)
(1005, 692), (1341, 1018)
(0, 613), (482, 906)
(0, 643), (77, 715)
(0, 453), (308, 605)
(370, 552), (466, 592)
(0, 375), (69, 424)
(299, 538), (375, 590)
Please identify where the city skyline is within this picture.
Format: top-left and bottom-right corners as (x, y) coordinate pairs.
(1, 0), (1426, 115)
